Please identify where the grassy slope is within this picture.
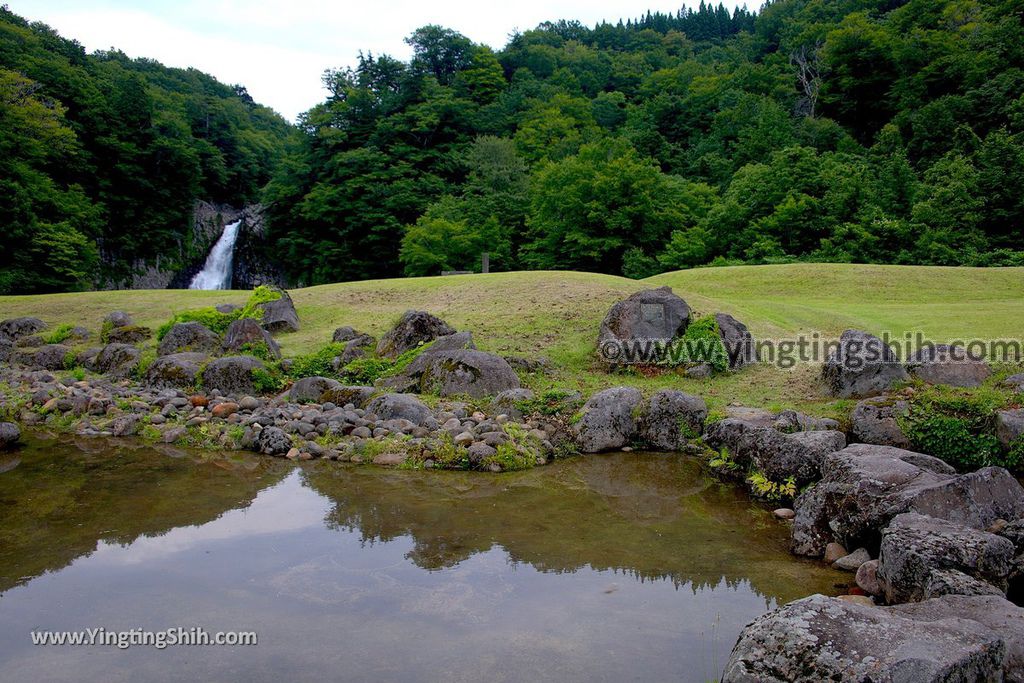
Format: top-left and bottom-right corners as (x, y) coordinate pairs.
(1, 264), (1021, 417)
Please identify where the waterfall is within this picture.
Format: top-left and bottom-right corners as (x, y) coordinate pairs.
(189, 220), (241, 290)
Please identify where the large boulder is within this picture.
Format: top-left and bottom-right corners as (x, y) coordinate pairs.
(574, 387), (643, 453)
(996, 409), (1024, 449)
(223, 318), (281, 359)
(850, 396), (912, 448)
(891, 595), (1024, 681)
(0, 338), (12, 363)
(104, 326), (152, 345)
(791, 444), (1024, 557)
(705, 419), (845, 486)
(259, 289), (299, 333)
(103, 311), (132, 329)
(375, 310), (455, 360)
(0, 422), (20, 450)
(907, 344), (992, 388)
(365, 393), (433, 426)
(715, 313), (758, 370)
(401, 332), (476, 375)
(0, 317), (45, 342)
(200, 356), (266, 396)
(722, 594), (1007, 682)
(639, 389), (707, 450)
(878, 513), (1014, 603)
(289, 376), (342, 403)
(32, 344), (71, 371)
(597, 287), (690, 363)
(87, 343), (140, 378)
(417, 349), (520, 398)
(144, 353), (209, 390)
(158, 322), (221, 356)
(320, 385), (376, 408)
(821, 329), (909, 398)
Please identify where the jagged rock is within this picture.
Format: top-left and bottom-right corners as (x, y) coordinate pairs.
(417, 349), (520, 398)
(878, 513), (1014, 603)
(331, 326), (364, 343)
(257, 426), (291, 455)
(158, 322), (221, 356)
(103, 311), (132, 329)
(200, 356), (266, 396)
(105, 326), (152, 345)
(890, 595), (1024, 681)
(574, 387), (643, 453)
(67, 326), (90, 341)
(31, 344), (71, 371)
(923, 569), (1007, 600)
(907, 344), (992, 388)
(375, 311), (455, 360)
(996, 409), (1024, 449)
(259, 289), (299, 333)
(850, 396), (912, 448)
(87, 344), (140, 378)
(0, 422), (20, 449)
(366, 393), (432, 426)
(290, 376), (342, 403)
(490, 388), (535, 420)
(773, 409), (840, 432)
(0, 338), (11, 363)
(0, 317), (45, 343)
(319, 385), (376, 408)
(791, 444), (1024, 558)
(639, 389), (707, 450)
(467, 442), (497, 466)
(706, 421), (843, 486)
(1003, 374), (1024, 393)
(110, 414), (143, 437)
(722, 594), (1006, 682)
(715, 312), (758, 370)
(223, 318), (281, 359)
(597, 287), (690, 363)
(144, 352), (208, 389)
(788, 429), (847, 460)
(821, 329), (909, 398)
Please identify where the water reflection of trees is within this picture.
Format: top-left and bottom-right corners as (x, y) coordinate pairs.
(304, 453), (839, 604)
(0, 434), (289, 593)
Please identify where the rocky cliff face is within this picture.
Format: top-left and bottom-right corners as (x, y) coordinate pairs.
(166, 202), (242, 289)
(231, 204), (284, 289)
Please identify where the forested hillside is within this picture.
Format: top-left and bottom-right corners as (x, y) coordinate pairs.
(265, 0), (1024, 285)
(0, 6), (291, 293)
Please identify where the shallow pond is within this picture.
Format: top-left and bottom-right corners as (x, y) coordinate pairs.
(0, 433), (845, 682)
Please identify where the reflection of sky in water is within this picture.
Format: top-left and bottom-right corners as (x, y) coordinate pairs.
(0, 453), (835, 683)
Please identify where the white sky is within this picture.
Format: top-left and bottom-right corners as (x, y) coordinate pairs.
(11, 0), (745, 121)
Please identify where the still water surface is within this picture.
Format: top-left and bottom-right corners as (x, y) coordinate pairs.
(0, 433), (844, 682)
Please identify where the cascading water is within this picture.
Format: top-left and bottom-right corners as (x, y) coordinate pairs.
(189, 220), (241, 290)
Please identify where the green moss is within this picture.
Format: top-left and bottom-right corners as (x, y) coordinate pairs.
(289, 343), (347, 379)
(341, 357), (393, 384)
(514, 388), (582, 416)
(43, 324), (74, 345)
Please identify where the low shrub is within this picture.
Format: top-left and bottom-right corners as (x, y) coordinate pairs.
(340, 357), (392, 384)
(289, 343), (347, 379)
(669, 314), (728, 373)
(514, 388), (581, 416)
(43, 324), (74, 345)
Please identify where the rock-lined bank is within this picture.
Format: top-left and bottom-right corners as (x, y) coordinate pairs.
(3, 287), (1024, 681)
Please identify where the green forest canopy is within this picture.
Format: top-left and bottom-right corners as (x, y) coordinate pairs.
(3, 0), (1024, 293)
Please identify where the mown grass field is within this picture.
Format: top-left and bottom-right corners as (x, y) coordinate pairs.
(2, 264), (1022, 418)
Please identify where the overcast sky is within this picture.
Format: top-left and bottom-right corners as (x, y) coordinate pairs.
(12, 0), (744, 122)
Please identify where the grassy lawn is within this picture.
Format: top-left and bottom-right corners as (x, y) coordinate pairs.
(2, 264), (1021, 418)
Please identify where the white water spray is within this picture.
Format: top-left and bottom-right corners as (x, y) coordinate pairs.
(189, 220), (241, 290)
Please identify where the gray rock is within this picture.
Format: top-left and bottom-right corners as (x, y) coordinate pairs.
(857, 559), (882, 595)
(259, 289), (299, 333)
(490, 388), (535, 420)
(791, 444), (1023, 557)
(833, 547), (872, 571)
(331, 326), (364, 343)
(726, 405), (776, 427)
(923, 569), (1007, 600)
(257, 426), (291, 455)
(772, 409), (841, 433)
(215, 303), (240, 314)
(417, 349), (520, 398)
(290, 376), (342, 403)
(574, 387), (643, 453)
(375, 310), (455, 360)
(110, 414), (143, 437)
(597, 287), (690, 363)
(1002, 374), (1024, 393)
(907, 344), (992, 388)
(88, 344), (140, 378)
(399, 332), (476, 375)
(715, 312), (758, 370)
(144, 352), (209, 389)
(639, 389), (707, 450)
(158, 322), (221, 356)
(319, 385), (376, 409)
(32, 344), (71, 370)
(722, 594), (1006, 683)
(333, 333), (376, 367)
(788, 429), (847, 460)
(103, 311), (132, 329)
(365, 393), (432, 426)
(851, 396), (912, 448)
(467, 441), (497, 466)
(890, 595), (1024, 681)
(996, 409), (1024, 449)
(684, 363), (712, 379)
(0, 317), (46, 341)
(878, 513), (1014, 603)
(223, 318), (281, 359)
(200, 356), (266, 396)
(104, 326), (152, 345)
(0, 422), (20, 449)
(821, 329), (909, 398)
